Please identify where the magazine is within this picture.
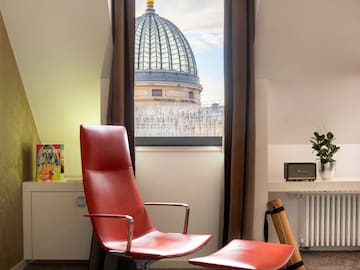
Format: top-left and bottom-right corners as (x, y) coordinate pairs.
(36, 144), (64, 181)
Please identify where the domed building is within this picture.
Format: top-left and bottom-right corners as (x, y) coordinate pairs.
(134, 0), (223, 137)
(135, 0), (202, 106)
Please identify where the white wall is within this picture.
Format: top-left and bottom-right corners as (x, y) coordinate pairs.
(267, 78), (360, 145)
(135, 148), (223, 267)
(269, 144), (360, 179)
(253, 79), (269, 241)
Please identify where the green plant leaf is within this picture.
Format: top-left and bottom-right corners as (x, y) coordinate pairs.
(332, 146), (340, 155)
(312, 145), (321, 151)
(320, 139), (329, 146)
(319, 148), (327, 155)
(327, 132), (334, 140)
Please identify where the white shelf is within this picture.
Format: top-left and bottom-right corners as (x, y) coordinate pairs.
(268, 177), (360, 193)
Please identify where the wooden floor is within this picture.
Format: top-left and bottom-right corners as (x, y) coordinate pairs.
(302, 251), (360, 270)
(24, 252), (360, 270)
(25, 261), (88, 270)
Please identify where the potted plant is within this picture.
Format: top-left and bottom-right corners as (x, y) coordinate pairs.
(310, 131), (340, 180)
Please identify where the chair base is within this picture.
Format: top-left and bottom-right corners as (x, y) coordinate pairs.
(189, 239), (295, 270)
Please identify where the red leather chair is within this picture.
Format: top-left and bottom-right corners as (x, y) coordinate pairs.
(80, 125), (211, 270)
(189, 239), (295, 270)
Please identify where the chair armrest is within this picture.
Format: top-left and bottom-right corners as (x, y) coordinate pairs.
(84, 213), (134, 254)
(144, 202), (190, 234)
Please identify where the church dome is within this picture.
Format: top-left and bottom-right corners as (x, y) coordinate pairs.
(135, 0), (200, 85)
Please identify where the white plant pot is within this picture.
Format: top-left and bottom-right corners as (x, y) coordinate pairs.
(318, 161), (336, 180)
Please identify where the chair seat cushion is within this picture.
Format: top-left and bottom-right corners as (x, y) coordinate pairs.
(104, 230), (212, 260)
(189, 239), (294, 270)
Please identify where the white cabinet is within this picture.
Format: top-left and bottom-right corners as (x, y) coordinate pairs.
(23, 181), (92, 260)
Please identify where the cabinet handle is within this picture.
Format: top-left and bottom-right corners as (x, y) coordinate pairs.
(75, 196), (86, 208)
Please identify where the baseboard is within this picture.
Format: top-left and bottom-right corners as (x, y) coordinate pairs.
(10, 259), (201, 269)
(10, 260), (31, 270)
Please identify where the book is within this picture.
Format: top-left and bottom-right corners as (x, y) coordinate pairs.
(36, 144), (64, 181)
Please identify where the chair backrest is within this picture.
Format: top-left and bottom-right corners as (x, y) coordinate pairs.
(80, 125), (154, 245)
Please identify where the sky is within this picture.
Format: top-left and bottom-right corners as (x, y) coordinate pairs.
(135, 0), (224, 102)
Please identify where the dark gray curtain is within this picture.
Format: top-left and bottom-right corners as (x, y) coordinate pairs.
(223, 0), (256, 245)
(107, 0), (135, 167)
(89, 1), (136, 270)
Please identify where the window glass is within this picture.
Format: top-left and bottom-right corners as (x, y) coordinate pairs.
(188, 91), (194, 100)
(135, 0), (224, 143)
(152, 89), (163, 97)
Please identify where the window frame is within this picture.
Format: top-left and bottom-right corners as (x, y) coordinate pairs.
(135, 136), (222, 147)
(134, 0), (224, 147)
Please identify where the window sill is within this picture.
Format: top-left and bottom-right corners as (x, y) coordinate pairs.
(135, 146), (223, 152)
(135, 136), (222, 147)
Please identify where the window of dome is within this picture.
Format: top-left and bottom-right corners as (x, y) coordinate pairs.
(188, 91), (194, 100)
(152, 89), (163, 97)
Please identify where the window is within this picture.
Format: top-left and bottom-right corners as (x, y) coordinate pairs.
(135, 0), (224, 146)
(152, 89), (163, 97)
(188, 91), (194, 100)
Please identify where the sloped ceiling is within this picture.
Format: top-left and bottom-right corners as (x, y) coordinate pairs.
(0, 0), (111, 175)
(256, 0), (360, 81)
(256, 0), (360, 144)
(0, 0), (111, 144)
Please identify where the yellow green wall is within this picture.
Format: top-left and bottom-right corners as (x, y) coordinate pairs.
(0, 11), (40, 269)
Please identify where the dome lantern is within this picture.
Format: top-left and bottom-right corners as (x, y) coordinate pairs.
(145, 0), (155, 13)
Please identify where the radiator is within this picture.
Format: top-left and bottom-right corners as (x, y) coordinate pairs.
(299, 193), (360, 249)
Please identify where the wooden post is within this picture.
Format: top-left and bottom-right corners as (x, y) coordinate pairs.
(267, 198), (305, 270)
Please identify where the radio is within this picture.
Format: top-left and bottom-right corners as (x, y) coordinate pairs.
(284, 162), (316, 181)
